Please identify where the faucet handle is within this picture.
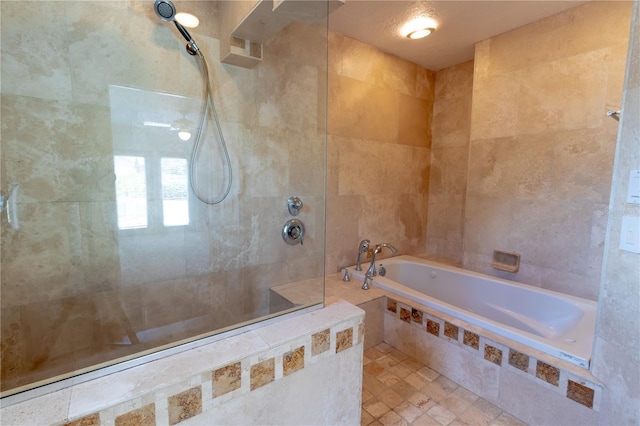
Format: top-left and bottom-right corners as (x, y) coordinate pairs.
(342, 269), (351, 282)
(287, 196), (303, 216)
(362, 276), (372, 290)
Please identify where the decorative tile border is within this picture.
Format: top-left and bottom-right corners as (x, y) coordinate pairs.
(65, 413), (100, 426)
(508, 349), (529, 371)
(115, 404), (155, 426)
(384, 296), (602, 411)
(60, 318), (364, 426)
(463, 330), (480, 350)
(311, 329), (330, 355)
(212, 362), (241, 398)
(336, 327), (354, 353)
(168, 387), (201, 426)
(250, 358), (275, 391)
(536, 361), (560, 387)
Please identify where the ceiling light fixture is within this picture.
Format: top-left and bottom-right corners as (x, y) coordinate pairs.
(401, 17), (437, 40)
(175, 12), (199, 28)
(406, 27), (435, 39)
(178, 131), (192, 141)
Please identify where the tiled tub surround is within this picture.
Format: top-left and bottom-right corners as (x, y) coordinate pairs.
(0, 302), (365, 426)
(325, 32), (435, 274)
(325, 268), (604, 425)
(463, 1), (633, 301)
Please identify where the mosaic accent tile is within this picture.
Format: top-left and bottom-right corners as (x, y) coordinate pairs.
(283, 346), (305, 376)
(444, 322), (459, 340)
(250, 358), (275, 391)
(567, 380), (595, 408)
(168, 386), (202, 426)
(411, 308), (423, 324)
(212, 362), (241, 398)
(336, 327), (354, 353)
(508, 349), (529, 371)
(358, 323), (365, 344)
(400, 307), (411, 323)
(426, 319), (440, 337)
(311, 329), (330, 356)
(115, 403), (155, 426)
(536, 361), (560, 386)
(463, 330), (479, 350)
(484, 345), (502, 365)
(65, 413), (100, 426)
(387, 298), (397, 313)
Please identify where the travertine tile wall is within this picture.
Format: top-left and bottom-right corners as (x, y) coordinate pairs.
(592, 2), (640, 424)
(0, 1), (326, 392)
(463, 1), (633, 300)
(325, 33), (435, 273)
(426, 61), (474, 261)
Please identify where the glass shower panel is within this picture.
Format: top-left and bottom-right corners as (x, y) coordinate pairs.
(161, 158), (189, 227)
(0, 0), (327, 396)
(115, 156), (148, 229)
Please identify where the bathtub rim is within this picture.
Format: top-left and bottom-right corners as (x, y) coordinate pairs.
(348, 255), (597, 369)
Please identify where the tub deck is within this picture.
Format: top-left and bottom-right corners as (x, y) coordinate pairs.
(325, 256), (604, 423)
(325, 258), (599, 378)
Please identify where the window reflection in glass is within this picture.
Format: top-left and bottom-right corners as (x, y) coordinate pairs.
(161, 158), (189, 226)
(114, 156), (148, 229)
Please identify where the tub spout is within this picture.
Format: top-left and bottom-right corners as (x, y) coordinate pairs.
(364, 243), (398, 283)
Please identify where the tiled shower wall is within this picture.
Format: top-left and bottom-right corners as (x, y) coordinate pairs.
(0, 1), (326, 391)
(463, 1), (633, 300)
(592, 2), (640, 424)
(325, 33), (435, 273)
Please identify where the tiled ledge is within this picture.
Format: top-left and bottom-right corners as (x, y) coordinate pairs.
(0, 301), (364, 426)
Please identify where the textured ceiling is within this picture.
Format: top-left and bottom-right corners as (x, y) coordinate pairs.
(328, 0), (589, 70)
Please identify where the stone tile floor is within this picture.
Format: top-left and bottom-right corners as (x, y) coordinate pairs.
(361, 343), (528, 426)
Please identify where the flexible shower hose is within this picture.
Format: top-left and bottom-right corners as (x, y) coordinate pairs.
(189, 50), (233, 204)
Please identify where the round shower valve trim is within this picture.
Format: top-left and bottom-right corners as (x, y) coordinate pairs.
(282, 218), (305, 245)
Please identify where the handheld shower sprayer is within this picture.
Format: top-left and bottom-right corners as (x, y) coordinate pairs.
(152, 0), (233, 205)
(154, 0), (199, 55)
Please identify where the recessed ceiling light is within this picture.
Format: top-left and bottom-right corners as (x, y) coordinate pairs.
(175, 12), (199, 28)
(406, 27), (435, 39)
(401, 17), (437, 40)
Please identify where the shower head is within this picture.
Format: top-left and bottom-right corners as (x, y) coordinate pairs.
(154, 0), (176, 21)
(154, 0), (199, 54)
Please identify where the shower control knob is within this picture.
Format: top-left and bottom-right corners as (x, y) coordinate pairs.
(287, 196), (303, 216)
(282, 218), (305, 245)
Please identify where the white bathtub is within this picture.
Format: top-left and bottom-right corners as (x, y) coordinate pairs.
(349, 255), (596, 368)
